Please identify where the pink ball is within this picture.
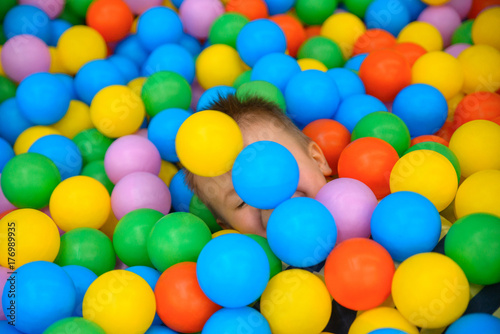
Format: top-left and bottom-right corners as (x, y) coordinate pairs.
(0, 174), (16, 214)
(315, 178), (378, 244)
(418, 6), (462, 47)
(111, 172), (171, 219)
(114, 258), (129, 270)
(18, 0), (65, 19)
(1, 265), (11, 320)
(123, 0), (163, 15)
(104, 135), (161, 184)
(135, 128), (148, 138)
(447, 0), (473, 19)
(1, 34), (50, 83)
(179, 0), (225, 39)
(445, 43), (471, 58)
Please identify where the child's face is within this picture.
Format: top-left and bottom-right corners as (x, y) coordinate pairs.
(194, 119), (332, 237)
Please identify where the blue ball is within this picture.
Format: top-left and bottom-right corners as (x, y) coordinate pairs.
(365, 0), (411, 36)
(108, 55), (140, 83)
(49, 19), (72, 46)
(197, 234), (270, 308)
(0, 321), (23, 333)
(196, 86), (236, 112)
(251, 53), (301, 95)
(344, 53), (368, 72)
(368, 329), (409, 334)
(169, 169), (194, 212)
(28, 134), (83, 180)
(16, 72), (71, 125)
(370, 191), (441, 262)
(171, 0), (184, 8)
(446, 313), (500, 334)
(115, 34), (150, 68)
(178, 33), (202, 58)
(146, 325), (178, 334)
(0, 137), (14, 173)
(62, 265), (98, 317)
(2, 261), (76, 333)
(126, 266), (163, 326)
(54, 73), (77, 100)
(326, 68), (366, 101)
(392, 84), (448, 138)
(263, 0), (296, 15)
(3, 5), (51, 43)
(0, 98), (33, 145)
(400, 0), (427, 20)
(236, 19), (287, 67)
(334, 94), (388, 132)
(137, 7), (183, 52)
(267, 197), (337, 267)
(203, 307), (271, 334)
(285, 70), (340, 127)
(141, 44), (195, 83)
(74, 59), (126, 105)
(232, 141), (299, 210)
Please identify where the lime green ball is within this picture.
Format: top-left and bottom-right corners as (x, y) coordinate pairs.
(352, 112), (411, 156)
(189, 195), (222, 234)
(44, 317), (105, 334)
(404, 142), (461, 182)
(209, 13), (249, 49)
(67, 0), (95, 17)
(55, 227), (116, 276)
(73, 129), (114, 166)
(0, 0), (16, 21)
(247, 234), (282, 279)
(445, 213), (500, 285)
(0, 76), (16, 104)
(233, 70), (252, 89)
(344, 0), (374, 18)
(298, 36), (345, 69)
(147, 212), (212, 272)
(452, 20), (474, 45)
(113, 208), (164, 267)
(236, 81), (286, 112)
(141, 71), (192, 117)
(59, 4), (85, 25)
(1, 153), (61, 209)
(81, 160), (114, 194)
(295, 0), (338, 25)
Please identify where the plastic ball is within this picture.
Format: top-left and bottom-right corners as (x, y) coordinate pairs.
(320, 12), (366, 59)
(392, 42), (427, 67)
(136, 6), (183, 51)
(123, 0), (163, 15)
(125, 266), (162, 325)
(86, 0), (133, 43)
(209, 13), (248, 49)
(203, 307), (271, 334)
(0, 76), (16, 104)
(0, 178), (16, 214)
(44, 317), (105, 334)
(246, 234), (282, 278)
(54, 73), (77, 100)
(344, 53), (368, 72)
(455, 169), (500, 219)
(269, 14), (307, 58)
(115, 34), (150, 68)
(237, 82), (285, 112)
(225, 0), (269, 21)
(344, 0), (374, 18)
(298, 36), (344, 69)
(411, 134), (449, 147)
(457, 44), (500, 94)
(169, 170), (194, 214)
(196, 86), (236, 112)
(353, 29), (397, 56)
(334, 94), (388, 133)
(141, 71), (191, 117)
(405, 141), (461, 182)
(52, 103), (92, 140)
(0, 138), (14, 173)
(348, 307), (419, 334)
(365, 0), (411, 36)
(3, 5), (51, 43)
(445, 43), (470, 58)
(179, 0), (224, 39)
(1, 34), (50, 83)
(145, 325), (178, 334)
(447, 0), (472, 19)
(446, 313), (500, 334)
(66, 0), (98, 17)
(368, 329), (410, 334)
(296, 58), (328, 71)
(142, 43), (195, 83)
(295, 0), (337, 25)
(453, 91), (500, 129)
(0, 321), (24, 333)
(418, 5), (462, 47)
(397, 21), (443, 52)
(265, 0), (296, 15)
(13, 126), (60, 156)
(62, 265), (98, 317)
(251, 53), (300, 94)
(72, 128), (114, 165)
(260, 269), (331, 334)
(18, 0), (65, 19)
(189, 195), (221, 233)
(471, 7), (499, 50)
(196, 44), (245, 89)
(452, 20), (474, 45)
(233, 69), (252, 88)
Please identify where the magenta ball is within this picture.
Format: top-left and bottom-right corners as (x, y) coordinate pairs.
(179, 0), (225, 39)
(315, 178), (378, 244)
(1, 265), (10, 320)
(104, 135), (161, 184)
(111, 171), (171, 219)
(1, 35), (50, 83)
(18, 0), (64, 19)
(123, 0), (163, 14)
(0, 175), (16, 214)
(447, 0), (473, 19)
(417, 6), (462, 47)
(445, 43), (470, 58)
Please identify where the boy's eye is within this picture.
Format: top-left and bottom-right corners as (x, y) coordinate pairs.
(236, 201), (246, 209)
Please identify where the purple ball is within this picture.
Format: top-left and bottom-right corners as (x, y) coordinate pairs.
(0, 265), (10, 320)
(315, 178), (378, 244)
(123, 0), (163, 14)
(417, 6), (462, 47)
(104, 135), (161, 184)
(447, 0), (473, 19)
(111, 172), (171, 219)
(445, 43), (471, 58)
(1, 35), (50, 83)
(179, 0), (225, 39)
(0, 174), (16, 214)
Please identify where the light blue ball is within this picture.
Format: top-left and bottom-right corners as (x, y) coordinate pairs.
(446, 313), (500, 334)
(365, 0), (411, 36)
(368, 329), (409, 334)
(142, 44), (195, 83)
(108, 55), (140, 83)
(334, 94), (388, 132)
(137, 7), (183, 52)
(171, 0), (184, 8)
(251, 53), (301, 95)
(126, 266), (163, 326)
(203, 307), (271, 334)
(263, 0), (296, 15)
(115, 34), (150, 68)
(54, 73), (77, 100)
(178, 33), (202, 58)
(370, 191), (441, 262)
(62, 265), (98, 317)
(49, 19), (72, 46)
(169, 170), (194, 212)
(232, 141), (299, 210)
(197, 234), (270, 308)
(0, 98), (33, 145)
(344, 53), (368, 72)
(400, 0), (427, 20)
(0, 137), (14, 173)
(196, 86), (236, 112)
(0, 321), (23, 333)
(3, 5), (51, 43)
(326, 68), (366, 101)
(146, 325), (178, 334)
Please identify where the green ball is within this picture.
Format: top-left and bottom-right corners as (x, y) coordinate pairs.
(452, 20), (474, 45)
(297, 36), (345, 69)
(0, 75), (16, 104)
(59, 4), (85, 25)
(445, 213), (500, 285)
(141, 71), (192, 117)
(352, 111), (411, 156)
(247, 234), (282, 279)
(81, 160), (114, 194)
(67, 0), (95, 17)
(0, 0), (16, 21)
(236, 81), (286, 112)
(404, 142), (461, 182)
(0, 26), (7, 45)
(113, 208), (164, 267)
(73, 129), (114, 166)
(189, 195), (222, 234)
(44, 317), (105, 334)
(1, 153), (61, 209)
(233, 70), (252, 89)
(209, 13), (249, 49)
(295, 0), (338, 25)
(55, 227), (116, 276)
(344, 0), (374, 18)
(147, 212), (212, 272)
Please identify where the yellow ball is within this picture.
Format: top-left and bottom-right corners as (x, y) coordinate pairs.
(390, 150), (458, 212)
(127, 77), (147, 97)
(49, 47), (67, 74)
(14, 126), (61, 155)
(398, 21), (443, 52)
(130, 16), (139, 34)
(449, 120), (500, 177)
(421, 0), (450, 4)
(411, 51), (464, 100)
(49, 175), (111, 232)
(196, 44), (245, 90)
(297, 58), (328, 72)
(447, 92), (465, 121)
(90, 85), (146, 138)
(320, 12), (366, 59)
(52, 100), (93, 139)
(158, 160), (178, 187)
(472, 7), (500, 51)
(0, 209), (60, 270)
(176, 110), (243, 177)
(57, 25), (107, 75)
(454, 170), (500, 219)
(260, 269), (332, 334)
(457, 44), (500, 94)
(82, 270), (156, 334)
(99, 211), (119, 240)
(392, 253), (469, 329)
(348, 307), (419, 334)
(212, 229), (240, 238)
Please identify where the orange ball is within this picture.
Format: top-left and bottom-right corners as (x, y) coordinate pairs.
(305, 25), (322, 39)
(468, 0), (500, 19)
(86, 0), (134, 43)
(226, 0), (268, 21)
(392, 42), (427, 68)
(410, 135), (449, 147)
(359, 49), (412, 102)
(155, 262), (222, 333)
(302, 119), (351, 176)
(453, 92), (500, 129)
(270, 14), (307, 58)
(435, 120), (456, 142)
(353, 29), (397, 56)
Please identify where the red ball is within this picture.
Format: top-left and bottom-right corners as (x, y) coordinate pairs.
(410, 135), (449, 147)
(86, 0), (134, 43)
(270, 14), (307, 58)
(468, 0), (500, 18)
(392, 42), (427, 68)
(353, 28), (397, 56)
(226, 0), (268, 21)
(435, 120), (455, 142)
(453, 92), (500, 129)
